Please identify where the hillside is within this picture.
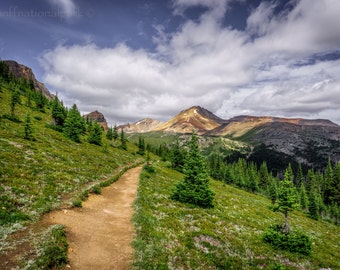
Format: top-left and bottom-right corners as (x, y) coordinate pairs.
(133, 162), (340, 269)
(0, 85), (143, 268)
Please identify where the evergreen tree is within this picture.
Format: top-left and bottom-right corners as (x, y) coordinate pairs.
(333, 162), (340, 206)
(63, 104), (85, 143)
(323, 157), (335, 205)
(51, 96), (67, 127)
(137, 135), (145, 155)
(120, 129), (127, 150)
(259, 161), (269, 190)
(296, 163), (304, 187)
(170, 139), (186, 172)
(23, 113), (33, 140)
(0, 60), (11, 82)
(248, 162), (259, 192)
(308, 190), (320, 220)
(275, 166), (299, 234)
(300, 183), (309, 211)
(26, 90), (33, 108)
(268, 177), (278, 204)
(106, 126), (113, 141)
(34, 90), (47, 111)
(285, 163), (294, 182)
(330, 203), (340, 225)
(305, 169), (315, 194)
(10, 88), (20, 117)
(112, 124), (118, 141)
(170, 131), (214, 208)
(146, 151), (151, 165)
(88, 121), (103, 146)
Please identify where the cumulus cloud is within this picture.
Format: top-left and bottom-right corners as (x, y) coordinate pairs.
(41, 0), (340, 125)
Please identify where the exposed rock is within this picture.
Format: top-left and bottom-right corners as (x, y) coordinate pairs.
(3, 60), (53, 99)
(84, 111), (108, 130)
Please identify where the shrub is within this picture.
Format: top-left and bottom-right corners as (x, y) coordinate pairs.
(35, 225), (68, 269)
(2, 114), (21, 122)
(143, 164), (155, 173)
(92, 185), (102, 195)
(262, 225), (312, 255)
(34, 115), (42, 121)
(72, 199), (82, 208)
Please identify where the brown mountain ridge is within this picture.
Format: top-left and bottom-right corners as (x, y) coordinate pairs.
(120, 106), (340, 167)
(121, 105), (339, 137)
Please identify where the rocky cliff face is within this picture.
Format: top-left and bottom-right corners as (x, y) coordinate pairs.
(84, 111), (108, 130)
(4, 60), (53, 99)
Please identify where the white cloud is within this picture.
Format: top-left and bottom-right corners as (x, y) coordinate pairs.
(41, 0), (340, 125)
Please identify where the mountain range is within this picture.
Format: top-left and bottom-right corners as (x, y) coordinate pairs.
(120, 106), (340, 168)
(120, 105), (339, 136)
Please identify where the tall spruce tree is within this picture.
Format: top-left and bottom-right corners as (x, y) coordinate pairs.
(63, 104), (85, 143)
(170, 131), (214, 208)
(323, 157), (335, 205)
(106, 126), (113, 141)
(300, 183), (309, 211)
(308, 189), (320, 220)
(170, 139), (186, 172)
(10, 88), (20, 117)
(112, 124), (118, 142)
(275, 165), (299, 233)
(259, 161), (269, 189)
(120, 129), (127, 150)
(88, 121), (103, 146)
(137, 135), (145, 155)
(24, 113), (33, 140)
(333, 162), (340, 206)
(51, 96), (67, 127)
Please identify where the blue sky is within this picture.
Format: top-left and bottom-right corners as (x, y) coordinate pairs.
(1, 0), (340, 125)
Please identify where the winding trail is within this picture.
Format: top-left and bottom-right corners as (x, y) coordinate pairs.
(44, 166), (142, 270)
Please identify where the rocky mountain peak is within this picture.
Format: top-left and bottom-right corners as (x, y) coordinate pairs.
(153, 105), (223, 134)
(84, 111), (108, 130)
(3, 60), (53, 99)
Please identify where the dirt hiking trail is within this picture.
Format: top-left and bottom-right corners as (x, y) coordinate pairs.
(45, 166), (142, 270)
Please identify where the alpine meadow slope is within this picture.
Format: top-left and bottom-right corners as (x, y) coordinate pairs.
(133, 162), (340, 269)
(0, 79), (143, 268)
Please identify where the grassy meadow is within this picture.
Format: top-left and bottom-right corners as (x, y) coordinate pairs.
(133, 162), (340, 270)
(0, 86), (144, 267)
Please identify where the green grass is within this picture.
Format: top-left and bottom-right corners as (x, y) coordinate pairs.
(127, 131), (179, 147)
(133, 162), (340, 269)
(0, 87), (143, 234)
(33, 224), (68, 269)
